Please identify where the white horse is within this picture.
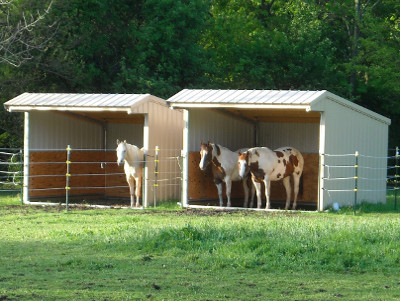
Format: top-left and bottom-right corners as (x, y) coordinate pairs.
(238, 146), (304, 210)
(200, 142), (254, 207)
(116, 140), (144, 208)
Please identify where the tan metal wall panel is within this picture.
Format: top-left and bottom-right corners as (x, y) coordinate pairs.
(322, 99), (388, 207)
(258, 122), (319, 153)
(106, 123), (144, 149)
(188, 109), (254, 152)
(146, 102), (184, 204)
(29, 111), (103, 150)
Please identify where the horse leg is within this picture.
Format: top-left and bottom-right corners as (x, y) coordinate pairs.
(225, 177), (233, 207)
(242, 178), (249, 208)
(216, 183), (224, 207)
(127, 177), (135, 208)
(249, 181), (255, 208)
(282, 176), (292, 210)
(292, 174), (301, 210)
(252, 179), (263, 209)
(263, 177), (271, 209)
(135, 176), (142, 207)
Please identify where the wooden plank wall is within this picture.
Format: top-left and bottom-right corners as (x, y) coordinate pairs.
(29, 151), (130, 199)
(188, 152), (319, 206)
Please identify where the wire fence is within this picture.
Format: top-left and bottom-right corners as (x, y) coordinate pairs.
(322, 148), (399, 210)
(2, 146), (399, 210)
(0, 146), (182, 209)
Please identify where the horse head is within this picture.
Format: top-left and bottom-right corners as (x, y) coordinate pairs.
(199, 141), (214, 171)
(238, 151), (251, 178)
(116, 139), (127, 166)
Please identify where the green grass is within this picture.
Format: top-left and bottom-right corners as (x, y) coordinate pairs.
(1, 195), (400, 300)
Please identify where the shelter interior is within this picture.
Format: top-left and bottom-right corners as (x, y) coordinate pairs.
(28, 110), (146, 205)
(187, 107), (321, 210)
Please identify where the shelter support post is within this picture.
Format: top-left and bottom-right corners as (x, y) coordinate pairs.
(182, 110), (189, 207)
(23, 112), (30, 204)
(318, 111), (326, 211)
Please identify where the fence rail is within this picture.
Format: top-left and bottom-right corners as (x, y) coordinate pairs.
(322, 148), (399, 210)
(3, 146), (182, 210)
(1, 146), (399, 211)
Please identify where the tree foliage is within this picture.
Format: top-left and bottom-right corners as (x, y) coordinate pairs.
(1, 0), (400, 147)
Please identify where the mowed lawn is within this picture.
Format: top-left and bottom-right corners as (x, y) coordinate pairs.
(1, 195), (400, 300)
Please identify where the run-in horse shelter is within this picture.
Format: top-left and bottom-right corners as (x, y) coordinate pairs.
(4, 93), (183, 207)
(168, 89), (391, 210)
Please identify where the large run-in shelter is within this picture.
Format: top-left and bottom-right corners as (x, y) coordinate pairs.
(168, 89), (391, 211)
(5, 93), (184, 207)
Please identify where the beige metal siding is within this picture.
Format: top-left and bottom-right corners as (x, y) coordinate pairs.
(187, 109), (254, 152)
(29, 111), (103, 150)
(258, 122), (319, 153)
(106, 124), (144, 149)
(320, 99), (388, 207)
(145, 101), (184, 204)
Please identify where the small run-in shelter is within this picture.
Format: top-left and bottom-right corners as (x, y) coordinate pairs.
(4, 93), (183, 207)
(168, 89), (391, 210)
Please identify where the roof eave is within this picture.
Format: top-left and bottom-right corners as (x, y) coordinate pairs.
(5, 105), (132, 113)
(169, 103), (312, 110)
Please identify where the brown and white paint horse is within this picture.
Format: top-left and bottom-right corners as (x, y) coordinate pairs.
(200, 142), (254, 207)
(116, 140), (144, 208)
(238, 146), (304, 210)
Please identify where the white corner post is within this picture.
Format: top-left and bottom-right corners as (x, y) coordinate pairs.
(143, 114), (149, 208)
(182, 109), (189, 207)
(23, 112), (30, 204)
(318, 111), (326, 212)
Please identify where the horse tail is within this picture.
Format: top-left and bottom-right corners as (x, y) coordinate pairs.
(298, 173), (304, 199)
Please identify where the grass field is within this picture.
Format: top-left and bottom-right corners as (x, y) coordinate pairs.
(1, 194), (400, 300)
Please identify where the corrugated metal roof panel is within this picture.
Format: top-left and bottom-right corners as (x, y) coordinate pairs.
(4, 93), (154, 109)
(168, 89), (327, 105)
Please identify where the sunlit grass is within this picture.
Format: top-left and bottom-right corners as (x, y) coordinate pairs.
(1, 193), (400, 300)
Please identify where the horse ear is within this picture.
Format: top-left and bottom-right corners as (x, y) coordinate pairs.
(116, 139), (120, 146)
(124, 140), (127, 144)
(215, 144), (221, 156)
(238, 151), (242, 156)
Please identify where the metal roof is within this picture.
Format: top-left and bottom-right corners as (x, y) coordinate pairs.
(4, 93), (163, 112)
(168, 89), (326, 106)
(168, 89), (391, 125)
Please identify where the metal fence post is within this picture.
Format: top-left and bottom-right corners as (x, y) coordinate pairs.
(65, 145), (71, 211)
(395, 146), (399, 210)
(154, 146), (159, 207)
(353, 151), (359, 214)
(19, 149), (23, 204)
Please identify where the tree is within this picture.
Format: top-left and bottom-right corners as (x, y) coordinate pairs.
(0, 0), (55, 67)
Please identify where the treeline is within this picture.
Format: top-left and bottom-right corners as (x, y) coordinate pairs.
(1, 0), (400, 147)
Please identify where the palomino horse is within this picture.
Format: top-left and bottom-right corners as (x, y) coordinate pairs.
(200, 142), (254, 207)
(238, 146), (304, 210)
(116, 140), (144, 208)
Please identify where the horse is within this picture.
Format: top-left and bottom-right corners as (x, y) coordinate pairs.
(199, 142), (254, 207)
(116, 140), (144, 208)
(238, 146), (304, 210)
